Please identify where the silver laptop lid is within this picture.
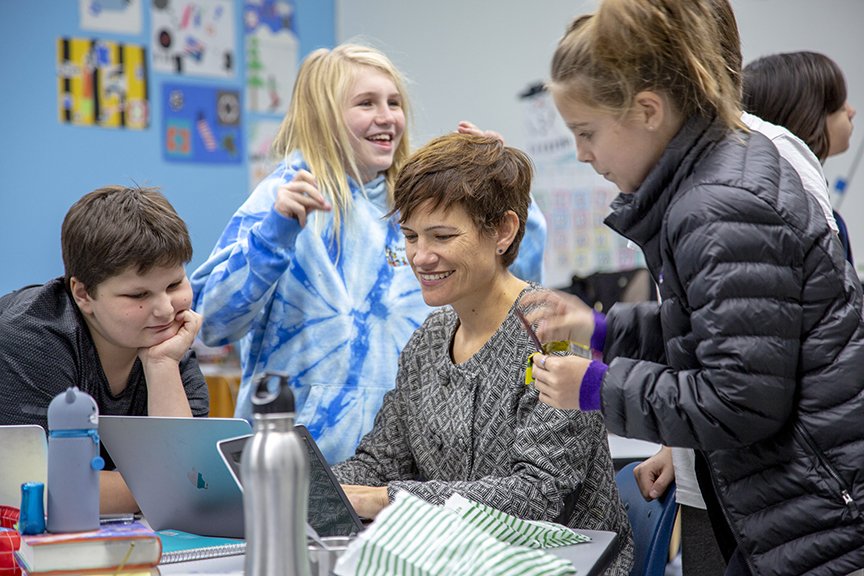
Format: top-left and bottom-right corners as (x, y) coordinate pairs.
(99, 416), (251, 538)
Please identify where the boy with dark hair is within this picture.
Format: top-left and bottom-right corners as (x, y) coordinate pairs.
(0, 185), (209, 513)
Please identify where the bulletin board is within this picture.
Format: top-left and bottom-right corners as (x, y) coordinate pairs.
(0, 0), (335, 297)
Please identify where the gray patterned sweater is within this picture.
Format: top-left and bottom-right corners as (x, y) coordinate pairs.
(333, 286), (634, 575)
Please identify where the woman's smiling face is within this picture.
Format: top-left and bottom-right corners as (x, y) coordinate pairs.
(401, 202), (501, 312)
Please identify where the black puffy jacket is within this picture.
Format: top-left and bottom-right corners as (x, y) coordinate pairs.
(601, 115), (864, 575)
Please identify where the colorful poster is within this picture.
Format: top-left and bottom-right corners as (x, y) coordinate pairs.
(57, 37), (149, 129)
(248, 119), (282, 190)
(151, 0), (236, 78)
(244, 0), (298, 115)
(522, 88), (643, 287)
(162, 83), (242, 163)
(80, 0), (143, 34)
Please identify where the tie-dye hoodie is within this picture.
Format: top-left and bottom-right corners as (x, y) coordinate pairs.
(191, 152), (546, 464)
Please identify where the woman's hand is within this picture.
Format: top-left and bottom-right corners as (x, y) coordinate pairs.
(341, 485), (389, 519)
(530, 353), (591, 410)
(274, 169), (332, 227)
(521, 289), (595, 347)
(633, 446), (675, 501)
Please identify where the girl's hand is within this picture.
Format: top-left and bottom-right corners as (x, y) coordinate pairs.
(274, 170), (332, 227)
(530, 353), (590, 410)
(456, 120), (504, 143)
(521, 289), (595, 347)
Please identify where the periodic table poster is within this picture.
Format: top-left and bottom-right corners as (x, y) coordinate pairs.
(522, 88), (644, 288)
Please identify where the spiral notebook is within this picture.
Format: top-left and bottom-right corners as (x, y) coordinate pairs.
(157, 528), (245, 564)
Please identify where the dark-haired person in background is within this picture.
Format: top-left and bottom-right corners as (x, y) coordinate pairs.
(743, 50), (857, 268)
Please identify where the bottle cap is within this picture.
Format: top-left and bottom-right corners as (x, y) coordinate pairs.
(251, 372), (295, 414)
(47, 387), (98, 431)
(19, 482), (46, 535)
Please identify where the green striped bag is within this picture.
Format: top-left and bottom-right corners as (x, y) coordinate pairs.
(334, 491), (587, 576)
(444, 492), (589, 549)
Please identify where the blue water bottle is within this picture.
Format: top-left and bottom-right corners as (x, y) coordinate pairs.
(46, 387), (103, 533)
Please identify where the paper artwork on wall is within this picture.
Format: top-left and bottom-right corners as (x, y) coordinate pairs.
(522, 89), (644, 287)
(151, 0), (236, 78)
(80, 0), (143, 34)
(57, 37), (149, 129)
(162, 83), (243, 163)
(248, 119), (283, 190)
(244, 0), (298, 115)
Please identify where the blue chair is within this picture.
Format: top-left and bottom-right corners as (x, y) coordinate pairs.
(615, 461), (678, 576)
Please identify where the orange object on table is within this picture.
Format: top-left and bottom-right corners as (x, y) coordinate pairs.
(203, 368), (242, 418)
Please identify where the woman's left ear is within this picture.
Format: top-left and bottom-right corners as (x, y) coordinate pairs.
(496, 210), (520, 255)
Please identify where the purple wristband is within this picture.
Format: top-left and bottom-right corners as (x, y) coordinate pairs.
(590, 310), (607, 354)
(579, 360), (606, 411)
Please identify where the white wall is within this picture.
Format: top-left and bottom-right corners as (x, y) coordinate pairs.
(337, 0), (864, 276)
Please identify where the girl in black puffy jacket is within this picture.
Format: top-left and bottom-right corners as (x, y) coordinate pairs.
(525, 1), (864, 575)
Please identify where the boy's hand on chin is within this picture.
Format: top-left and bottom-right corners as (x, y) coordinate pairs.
(138, 309), (202, 365)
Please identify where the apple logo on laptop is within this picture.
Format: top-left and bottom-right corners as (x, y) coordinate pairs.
(187, 467), (209, 489)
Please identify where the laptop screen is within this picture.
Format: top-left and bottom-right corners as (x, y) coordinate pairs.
(218, 425), (364, 537)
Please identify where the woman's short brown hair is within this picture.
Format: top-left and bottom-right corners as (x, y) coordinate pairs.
(391, 133), (533, 268)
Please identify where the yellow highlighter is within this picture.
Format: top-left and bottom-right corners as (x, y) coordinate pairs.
(514, 308), (577, 384)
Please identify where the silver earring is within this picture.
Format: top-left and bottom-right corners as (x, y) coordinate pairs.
(497, 248), (504, 255)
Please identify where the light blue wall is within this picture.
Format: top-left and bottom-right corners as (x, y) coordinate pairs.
(0, 0), (334, 295)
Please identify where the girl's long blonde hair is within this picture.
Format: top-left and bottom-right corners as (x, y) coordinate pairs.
(272, 43), (412, 235)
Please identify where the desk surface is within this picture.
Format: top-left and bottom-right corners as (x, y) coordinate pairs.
(158, 529), (618, 575)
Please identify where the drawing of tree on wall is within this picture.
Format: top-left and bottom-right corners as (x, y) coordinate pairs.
(246, 36), (265, 112)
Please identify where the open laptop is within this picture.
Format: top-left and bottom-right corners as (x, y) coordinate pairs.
(0, 425), (48, 508)
(99, 416), (251, 538)
(217, 424), (365, 537)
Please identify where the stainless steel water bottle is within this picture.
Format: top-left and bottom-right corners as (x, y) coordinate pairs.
(46, 387), (103, 533)
(241, 372), (311, 576)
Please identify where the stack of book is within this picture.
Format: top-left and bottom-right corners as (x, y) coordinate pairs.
(13, 520), (161, 576)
